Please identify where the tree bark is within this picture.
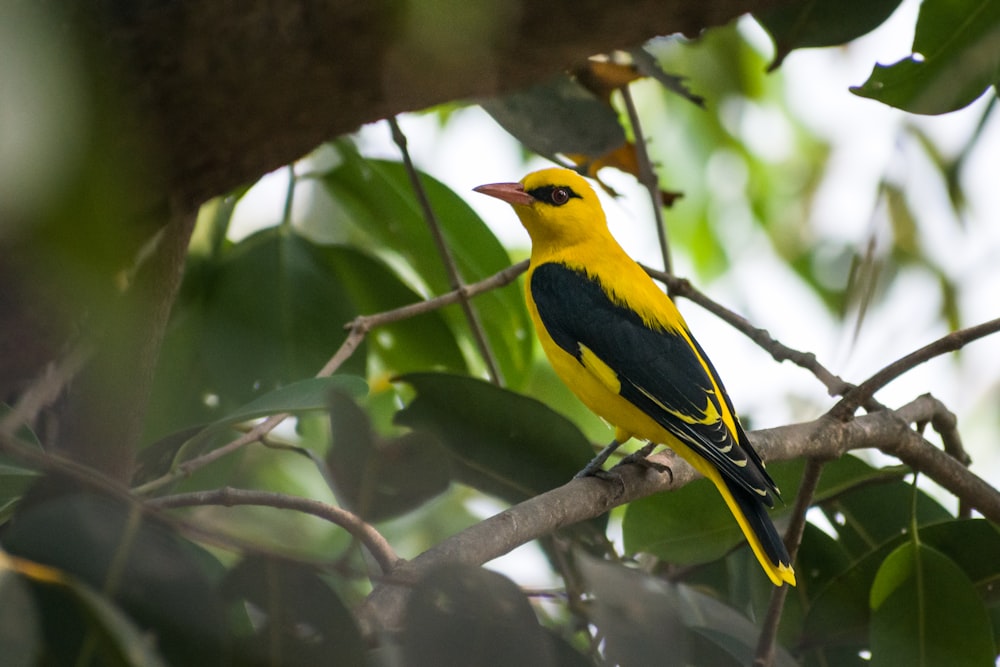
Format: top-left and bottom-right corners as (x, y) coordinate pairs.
(94, 0), (788, 211)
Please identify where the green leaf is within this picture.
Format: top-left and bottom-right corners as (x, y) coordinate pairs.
(146, 228), (370, 440)
(480, 74), (627, 157)
(0, 569), (41, 667)
(850, 0), (1000, 114)
(138, 376), (367, 482)
(820, 478), (951, 557)
(319, 245), (468, 377)
(202, 229), (364, 406)
(804, 519), (1000, 650)
(221, 556), (367, 667)
(320, 146), (532, 387)
(4, 492), (226, 666)
(756, 0), (903, 69)
(869, 542), (995, 667)
(402, 564), (552, 667)
(623, 476), (746, 567)
(327, 390), (450, 521)
(393, 372), (592, 503)
(0, 406), (43, 518)
(576, 554), (691, 667)
(213, 375), (367, 428)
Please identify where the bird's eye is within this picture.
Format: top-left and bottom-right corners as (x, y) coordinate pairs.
(550, 187), (570, 205)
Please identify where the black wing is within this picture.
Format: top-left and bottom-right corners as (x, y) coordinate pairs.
(530, 262), (779, 504)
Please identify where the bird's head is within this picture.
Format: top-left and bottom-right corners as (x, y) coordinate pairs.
(474, 168), (608, 251)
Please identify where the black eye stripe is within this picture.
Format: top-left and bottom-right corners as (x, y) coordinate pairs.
(526, 185), (582, 206)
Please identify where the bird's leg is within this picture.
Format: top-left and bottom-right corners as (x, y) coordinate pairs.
(614, 442), (673, 482)
(574, 439), (623, 479)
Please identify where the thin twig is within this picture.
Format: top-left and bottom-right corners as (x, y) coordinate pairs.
(643, 266), (855, 399)
(0, 341), (93, 440)
(149, 487), (403, 575)
(753, 458), (824, 667)
(830, 316), (1000, 420)
(621, 85), (672, 276)
(388, 116), (504, 385)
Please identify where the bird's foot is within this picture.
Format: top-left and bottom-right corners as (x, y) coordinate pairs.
(612, 443), (673, 482)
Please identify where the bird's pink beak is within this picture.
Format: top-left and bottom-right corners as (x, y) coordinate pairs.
(473, 182), (535, 206)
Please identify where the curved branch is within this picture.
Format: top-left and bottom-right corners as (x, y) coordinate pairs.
(149, 487), (403, 575)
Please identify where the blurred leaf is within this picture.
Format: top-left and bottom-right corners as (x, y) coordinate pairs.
(850, 0), (1000, 114)
(402, 564), (552, 667)
(201, 229), (363, 408)
(481, 75), (626, 158)
(146, 228), (369, 440)
(67, 583), (171, 667)
(3, 491), (226, 666)
(576, 554), (690, 667)
(393, 372), (593, 504)
(757, 0), (903, 69)
(327, 390), (450, 521)
(221, 555), (366, 667)
(321, 146), (532, 387)
(869, 542), (995, 667)
(631, 46), (705, 107)
(0, 406), (43, 519)
(885, 183), (919, 257)
(0, 568), (41, 667)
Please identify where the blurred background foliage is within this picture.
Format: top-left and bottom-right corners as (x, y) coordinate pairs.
(2, 0), (1000, 664)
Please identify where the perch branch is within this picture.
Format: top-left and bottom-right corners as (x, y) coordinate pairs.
(358, 395), (1000, 634)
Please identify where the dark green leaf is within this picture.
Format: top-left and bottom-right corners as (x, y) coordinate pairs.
(393, 372), (593, 503)
(327, 390), (450, 521)
(850, 0), (1000, 114)
(221, 556), (367, 667)
(756, 0), (903, 69)
(318, 245), (468, 377)
(146, 228), (370, 440)
(201, 229), (363, 406)
(402, 564), (551, 667)
(137, 376), (366, 483)
(0, 406), (43, 518)
(576, 554), (690, 667)
(0, 570), (41, 667)
(870, 542), (995, 667)
(320, 146), (532, 387)
(804, 519), (1000, 650)
(3, 491), (226, 666)
(481, 75), (627, 157)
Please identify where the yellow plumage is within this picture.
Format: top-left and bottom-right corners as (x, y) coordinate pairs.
(475, 167), (795, 587)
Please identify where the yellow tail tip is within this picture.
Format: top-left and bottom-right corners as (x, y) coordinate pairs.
(772, 563), (797, 587)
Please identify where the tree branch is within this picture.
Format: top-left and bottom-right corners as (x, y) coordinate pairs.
(149, 487), (402, 576)
(358, 395), (1000, 634)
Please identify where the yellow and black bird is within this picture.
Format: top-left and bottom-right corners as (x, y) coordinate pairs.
(474, 168), (795, 587)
